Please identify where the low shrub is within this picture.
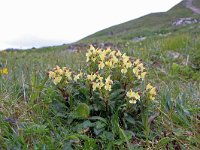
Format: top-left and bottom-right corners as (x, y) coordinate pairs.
(48, 45), (157, 148)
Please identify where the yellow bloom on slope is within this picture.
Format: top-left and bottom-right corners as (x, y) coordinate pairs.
(137, 63), (145, 72)
(116, 50), (122, 57)
(49, 71), (56, 79)
(133, 66), (139, 74)
(150, 87), (156, 96)
(74, 71), (83, 82)
(55, 66), (63, 75)
(105, 75), (113, 84)
(105, 47), (111, 54)
(140, 72), (147, 80)
(146, 83), (153, 90)
(105, 60), (113, 68)
(122, 54), (129, 63)
(87, 73), (97, 81)
(98, 61), (105, 70)
(53, 76), (62, 85)
(105, 75), (113, 91)
(126, 89), (140, 104)
(126, 89), (134, 98)
(99, 52), (106, 61)
(89, 45), (96, 52)
(146, 83), (157, 100)
(134, 59), (140, 66)
(105, 84), (112, 91)
(65, 70), (72, 80)
(98, 81), (104, 89)
(109, 50), (116, 57)
(125, 61), (132, 68)
(97, 74), (103, 82)
(92, 82), (99, 91)
(111, 56), (118, 64)
(121, 67), (128, 74)
(86, 50), (92, 62)
(2, 68), (8, 75)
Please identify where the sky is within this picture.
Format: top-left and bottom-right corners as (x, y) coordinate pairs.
(0, 0), (182, 50)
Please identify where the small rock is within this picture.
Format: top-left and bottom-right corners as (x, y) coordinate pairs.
(167, 51), (181, 59)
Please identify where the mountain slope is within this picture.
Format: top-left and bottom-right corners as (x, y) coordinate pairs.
(80, 0), (200, 42)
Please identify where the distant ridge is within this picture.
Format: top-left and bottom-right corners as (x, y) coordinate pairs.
(79, 0), (200, 43)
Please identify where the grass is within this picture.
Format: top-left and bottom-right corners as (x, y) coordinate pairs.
(0, 29), (200, 149)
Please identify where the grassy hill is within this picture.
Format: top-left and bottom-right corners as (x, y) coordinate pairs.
(80, 0), (199, 43)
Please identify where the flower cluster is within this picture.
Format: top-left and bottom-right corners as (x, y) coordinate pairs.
(86, 45), (147, 80)
(146, 83), (157, 100)
(0, 68), (8, 75)
(87, 73), (113, 91)
(126, 89), (140, 104)
(48, 45), (157, 104)
(48, 66), (82, 85)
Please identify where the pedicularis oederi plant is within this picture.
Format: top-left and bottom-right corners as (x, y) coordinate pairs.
(48, 45), (157, 146)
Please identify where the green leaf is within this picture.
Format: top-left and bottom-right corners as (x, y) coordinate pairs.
(109, 89), (125, 101)
(83, 120), (94, 128)
(155, 137), (172, 150)
(89, 116), (107, 124)
(125, 114), (136, 125)
(73, 103), (90, 119)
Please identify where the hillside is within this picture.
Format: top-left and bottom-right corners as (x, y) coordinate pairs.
(80, 0), (200, 43)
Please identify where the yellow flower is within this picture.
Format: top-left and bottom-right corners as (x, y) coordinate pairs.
(126, 89), (140, 104)
(150, 87), (156, 96)
(89, 45), (96, 51)
(137, 63), (145, 72)
(109, 50), (116, 57)
(122, 54), (129, 63)
(53, 76), (62, 85)
(54, 66), (63, 75)
(105, 60), (113, 68)
(121, 67), (127, 74)
(97, 74), (103, 82)
(98, 61), (105, 70)
(105, 47), (111, 54)
(126, 89), (134, 98)
(99, 52), (106, 61)
(111, 56), (118, 64)
(140, 72), (147, 80)
(129, 99), (137, 104)
(105, 75), (113, 91)
(92, 82), (99, 91)
(91, 56), (97, 62)
(146, 83), (153, 91)
(149, 95), (155, 101)
(87, 73), (97, 81)
(2, 68), (8, 75)
(116, 50), (122, 57)
(65, 70), (72, 80)
(146, 84), (156, 100)
(133, 66), (139, 74)
(105, 75), (113, 85)
(134, 92), (140, 100)
(74, 71), (83, 82)
(86, 50), (92, 62)
(105, 84), (112, 91)
(134, 59), (140, 66)
(125, 61), (132, 68)
(49, 71), (56, 79)
(98, 81), (104, 89)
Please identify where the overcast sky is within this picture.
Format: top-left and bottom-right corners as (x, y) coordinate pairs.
(0, 0), (182, 50)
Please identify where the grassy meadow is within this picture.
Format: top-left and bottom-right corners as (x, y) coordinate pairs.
(0, 29), (200, 149)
